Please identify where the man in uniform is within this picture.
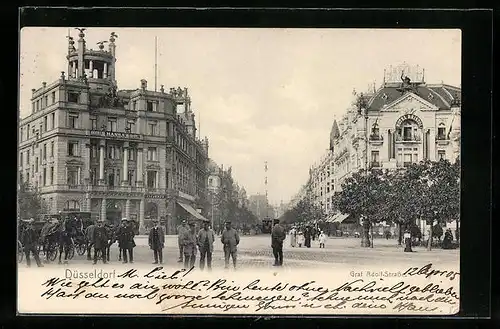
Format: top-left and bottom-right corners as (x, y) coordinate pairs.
(177, 219), (188, 263)
(271, 219), (286, 266)
(92, 219), (108, 264)
(197, 220), (215, 271)
(182, 222), (197, 269)
(149, 219), (165, 264)
(21, 219), (43, 267)
(117, 218), (136, 263)
(221, 220), (239, 270)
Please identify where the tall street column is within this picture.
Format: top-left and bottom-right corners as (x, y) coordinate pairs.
(72, 62), (76, 78)
(420, 129), (426, 161)
(122, 142), (129, 186)
(103, 63), (108, 79)
(99, 140), (105, 185)
(101, 198), (107, 222)
(136, 143), (144, 187)
(125, 199), (131, 220)
(84, 143), (91, 184)
(429, 129), (436, 161)
(89, 60), (93, 78)
(139, 198), (145, 234)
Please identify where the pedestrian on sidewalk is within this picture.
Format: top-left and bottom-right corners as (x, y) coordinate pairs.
(297, 230), (304, 247)
(21, 219), (43, 267)
(318, 231), (326, 248)
(177, 219), (188, 263)
(221, 220), (239, 270)
(289, 226), (297, 247)
(149, 219), (165, 264)
(197, 221), (215, 271)
(304, 225), (312, 248)
(271, 219), (286, 266)
(182, 222), (197, 269)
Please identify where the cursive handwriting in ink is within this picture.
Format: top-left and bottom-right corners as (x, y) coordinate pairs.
(243, 280), (288, 292)
(403, 263), (460, 281)
(393, 302), (438, 312)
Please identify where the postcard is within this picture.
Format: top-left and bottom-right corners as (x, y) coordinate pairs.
(17, 26), (461, 315)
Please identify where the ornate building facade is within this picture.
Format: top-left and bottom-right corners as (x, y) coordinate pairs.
(305, 63), (461, 220)
(18, 29), (209, 234)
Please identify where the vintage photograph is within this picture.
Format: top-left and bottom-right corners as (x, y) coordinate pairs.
(17, 27), (461, 315)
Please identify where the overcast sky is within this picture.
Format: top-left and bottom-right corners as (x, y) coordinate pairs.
(19, 28), (461, 205)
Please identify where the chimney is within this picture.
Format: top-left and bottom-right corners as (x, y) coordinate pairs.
(42, 82), (46, 88)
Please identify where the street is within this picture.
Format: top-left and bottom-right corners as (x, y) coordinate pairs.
(21, 234), (459, 271)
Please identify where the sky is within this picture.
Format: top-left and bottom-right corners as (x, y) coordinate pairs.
(19, 28), (461, 205)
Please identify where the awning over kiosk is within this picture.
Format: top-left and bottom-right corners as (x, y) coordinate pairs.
(333, 213), (350, 224)
(177, 202), (209, 222)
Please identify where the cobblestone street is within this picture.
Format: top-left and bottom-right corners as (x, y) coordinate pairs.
(22, 235), (459, 271)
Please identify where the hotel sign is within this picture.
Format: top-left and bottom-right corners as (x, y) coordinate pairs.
(89, 130), (141, 140)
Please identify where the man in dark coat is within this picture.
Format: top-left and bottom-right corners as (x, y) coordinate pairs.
(21, 219), (43, 267)
(117, 218), (136, 263)
(92, 219), (108, 264)
(271, 219), (286, 266)
(304, 225), (312, 248)
(197, 221), (215, 271)
(149, 219), (165, 264)
(181, 222), (198, 269)
(221, 221), (240, 269)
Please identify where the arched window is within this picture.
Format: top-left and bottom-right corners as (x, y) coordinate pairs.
(371, 123), (380, 137)
(437, 123), (447, 140)
(397, 119), (420, 141)
(65, 200), (80, 211)
(145, 202), (158, 220)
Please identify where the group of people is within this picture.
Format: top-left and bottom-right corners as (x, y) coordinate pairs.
(287, 225), (326, 249)
(176, 220), (240, 270)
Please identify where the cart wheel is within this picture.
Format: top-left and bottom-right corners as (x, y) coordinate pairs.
(67, 245), (75, 260)
(48, 246), (58, 262)
(76, 243), (86, 256)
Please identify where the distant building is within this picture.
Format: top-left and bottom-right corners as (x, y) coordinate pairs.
(248, 194), (274, 220)
(18, 29), (209, 234)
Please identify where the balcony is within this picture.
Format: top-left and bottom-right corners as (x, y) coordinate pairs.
(436, 135), (450, 145)
(369, 134), (384, 146)
(395, 135), (421, 143)
(370, 161), (381, 168)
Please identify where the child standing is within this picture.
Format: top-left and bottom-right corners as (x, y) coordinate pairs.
(318, 231), (326, 248)
(297, 231), (305, 248)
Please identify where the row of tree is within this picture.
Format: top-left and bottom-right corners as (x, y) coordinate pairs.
(282, 159), (460, 250)
(17, 181), (48, 220)
(335, 159), (460, 249)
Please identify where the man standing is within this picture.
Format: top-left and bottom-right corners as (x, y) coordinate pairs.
(177, 219), (188, 263)
(149, 219), (165, 264)
(92, 219), (108, 264)
(197, 221), (215, 271)
(304, 225), (312, 248)
(221, 221), (239, 270)
(182, 222), (197, 269)
(271, 219), (286, 266)
(85, 220), (96, 261)
(21, 219), (43, 267)
(118, 218), (135, 263)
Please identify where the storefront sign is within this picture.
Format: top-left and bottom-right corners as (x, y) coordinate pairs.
(89, 130), (141, 140)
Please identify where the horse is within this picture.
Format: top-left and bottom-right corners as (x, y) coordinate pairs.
(85, 222), (120, 262)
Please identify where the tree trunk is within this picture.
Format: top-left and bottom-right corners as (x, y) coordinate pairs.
(455, 218), (460, 244)
(361, 219), (371, 247)
(398, 223), (403, 245)
(427, 220), (433, 251)
(370, 224), (374, 248)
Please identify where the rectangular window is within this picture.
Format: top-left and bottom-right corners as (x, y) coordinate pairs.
(91, 145), (98, 159)
(68, 142), (79, 156)
(20, 152), (23, 167)
(128, 148), (136, 161)
(126, 121), (135, 133)
(32, 102), (35, 113)
(108, 119), (117, 132)
(50, 166), (54, 185)
(51, 91), (56, 104)
(44, 116), (48, 132)
(147, 171), (157, 188)
(26, 150), (30, 165)
(43, 168), (47, 186)
(35, 157), (38, 173)
(44, 95), (48, 108)
(67, 168), (78, 185)
(148, 122), (156, 136)
(68, 92), (79, 103)
(147, 147), (157, 161)
(90, 117), (97, 130)
(27, 125), (30, 139)
(90, 167), (97, 185)
(438, 150), (446, 160)
(20, 127), (23, 142)
(69, 114), (78, 129)
(147, 101), (154, 112)
(36, 100), (40, 111)
(43, 144), (47, 160)
(51, 113), (55, 129)
(128, 170), (134, 185)
(107, 146), (115, 159)
(50, 141), (54, 157)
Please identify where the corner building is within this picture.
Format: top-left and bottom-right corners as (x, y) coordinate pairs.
(18, 30), (209, 234)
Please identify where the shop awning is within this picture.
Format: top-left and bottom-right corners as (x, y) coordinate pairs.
(326, 214), (339, 223)
(177, 202), (209, 222)
(333, 213), (350, 224)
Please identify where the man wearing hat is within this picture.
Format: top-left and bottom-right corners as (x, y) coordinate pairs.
(197, 220), (215, 271)
(149, 219), (165, 264)
(176, 219), (188, 263)
(117, 218), (136, 263)
(221, 220), (240, 269)
(20, 219), (43, 267)
(271, 219), (286, 266)
(92, 218), (109, 264)
(181, 221), (197, 269)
